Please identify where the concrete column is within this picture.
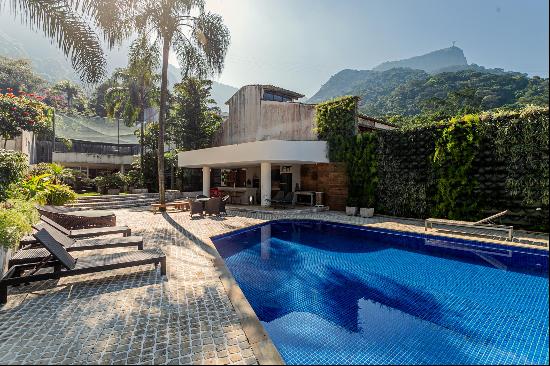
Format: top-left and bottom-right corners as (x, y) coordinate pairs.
(202, 166), (211, 197)
(120, 165), (125, 174)
(260, 162), (271, 206)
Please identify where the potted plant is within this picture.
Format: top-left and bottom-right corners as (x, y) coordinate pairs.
(95, 173), (125, 195)
(345, 197), (359, 216)
(359, 197), (375, 218)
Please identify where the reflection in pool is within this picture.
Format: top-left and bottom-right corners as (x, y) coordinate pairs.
(212, 220), (549, 365)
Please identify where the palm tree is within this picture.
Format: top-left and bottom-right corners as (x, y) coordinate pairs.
(53, 80), (81, 111)
(105, 35), (160, 172)
(1, 0), (108, 83)
(96, 0), (230, 206)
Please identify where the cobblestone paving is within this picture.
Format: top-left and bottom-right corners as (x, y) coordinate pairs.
(1, 207), (547, 365)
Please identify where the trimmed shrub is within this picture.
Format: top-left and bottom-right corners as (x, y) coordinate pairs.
(0, 200), (39, 249)
(36, 184), (77, 206)
(0, 149), (28, 201)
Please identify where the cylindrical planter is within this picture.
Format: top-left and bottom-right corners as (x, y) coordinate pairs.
(360, 207), (375, 218)
(345, 206), (358, 216)
(107, 188), (121, 195)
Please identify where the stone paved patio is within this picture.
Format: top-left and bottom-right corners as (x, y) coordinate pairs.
(0, 207), (547, 365)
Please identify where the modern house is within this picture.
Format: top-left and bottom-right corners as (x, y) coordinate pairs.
(178, 84), (395, 209)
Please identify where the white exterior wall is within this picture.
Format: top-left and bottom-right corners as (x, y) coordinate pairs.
(3, 131), (35, 163)
(213, 86), (317, 146)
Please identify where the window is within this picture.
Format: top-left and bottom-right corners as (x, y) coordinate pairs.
(262, 90), (293, 102)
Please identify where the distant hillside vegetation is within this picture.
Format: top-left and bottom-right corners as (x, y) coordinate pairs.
(362, 70), (548, 116)
(308, 46), (548, 119)
(308, 68), (428, 104)
(373, 46), (467, 73)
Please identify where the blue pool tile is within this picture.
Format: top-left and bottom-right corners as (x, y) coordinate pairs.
(212, 220), (549, 365)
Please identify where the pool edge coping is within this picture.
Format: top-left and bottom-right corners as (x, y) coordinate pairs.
(208, 237), (285, 365)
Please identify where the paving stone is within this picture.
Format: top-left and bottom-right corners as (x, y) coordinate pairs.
(7, 207), (464, 365)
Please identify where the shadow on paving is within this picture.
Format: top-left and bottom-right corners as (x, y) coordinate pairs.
(161, 212), (220, 258)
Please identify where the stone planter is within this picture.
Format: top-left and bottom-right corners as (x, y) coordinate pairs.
(107, 188), (121, 195)
(345, 206), (358, 216)
(0, 246), (13, 275)
(130, 188), (148, 194)
(360, 207), (375, 218)
(166, 190), (182, 201)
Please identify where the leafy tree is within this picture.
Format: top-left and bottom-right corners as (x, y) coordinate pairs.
(0, 149), (28, 201)
(168, 78), (222, 150)
(105, 35), (160, 169)
(52, 79), (81, 111)
(94, 0), (231, 206)
(362, 70), (548, 119)
(0, 89), (53, 147)
(0, 56), (46, 93)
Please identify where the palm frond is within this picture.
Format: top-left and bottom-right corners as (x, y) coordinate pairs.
(8, 0), (107, 83)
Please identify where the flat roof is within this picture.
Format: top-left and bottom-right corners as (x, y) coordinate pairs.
(178, 140), (328, 168)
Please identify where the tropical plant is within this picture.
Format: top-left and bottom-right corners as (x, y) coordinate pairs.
(96, 0), (231, 206)
(94, 172), (126, 193)
(105, 35), (160, 169)
(30, 162), (73, 184)
(315, 96), (359, 161)
(432, 114), (481, 219)
(0, 199), (39, 249)
(0, 55), (47, 93)
(168, 77), (222, 150)
(52, 79), (81, 111)
(0, 89), (53, 147)
(1, 0), (107, 83)
(0, 149), (28, 201)
(36, 183), (77, 205)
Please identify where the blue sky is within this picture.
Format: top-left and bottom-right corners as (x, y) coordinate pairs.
(203, 0), (549, 96)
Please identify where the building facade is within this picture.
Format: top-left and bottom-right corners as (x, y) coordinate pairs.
(178, 85), (395, 209)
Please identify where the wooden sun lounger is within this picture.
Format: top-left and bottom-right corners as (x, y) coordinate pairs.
(36, 205), (117, 229)
(39, 216), (131, 239)
(10, 225), (143, 268)
(425, 210), (513, 240)
(1, 229), (166, 304)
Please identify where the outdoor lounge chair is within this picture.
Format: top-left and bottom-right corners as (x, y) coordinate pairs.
(10, 224), (143, 268)
(266, 191), (285, 206)
(18, 217), (132, 248)
(190, 200), (204, 217)
(205, 197), (221, 216)
(272, 192), (295, 209)
(36, 205), (117, 229)
(39, 216), (131, 239)
(1, 229), (166, 304)
(425, 210), (513, 240)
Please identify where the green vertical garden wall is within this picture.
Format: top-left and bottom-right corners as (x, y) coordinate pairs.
(317, 98), (549, 231)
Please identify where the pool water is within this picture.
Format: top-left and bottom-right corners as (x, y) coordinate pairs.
(212, 220), (549, 365)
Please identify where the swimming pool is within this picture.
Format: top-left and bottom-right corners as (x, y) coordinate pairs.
(212, 220), (549, 365)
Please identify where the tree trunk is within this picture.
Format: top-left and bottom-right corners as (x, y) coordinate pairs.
(157, 37), (170, 207)
(139, 108), (145, 174)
